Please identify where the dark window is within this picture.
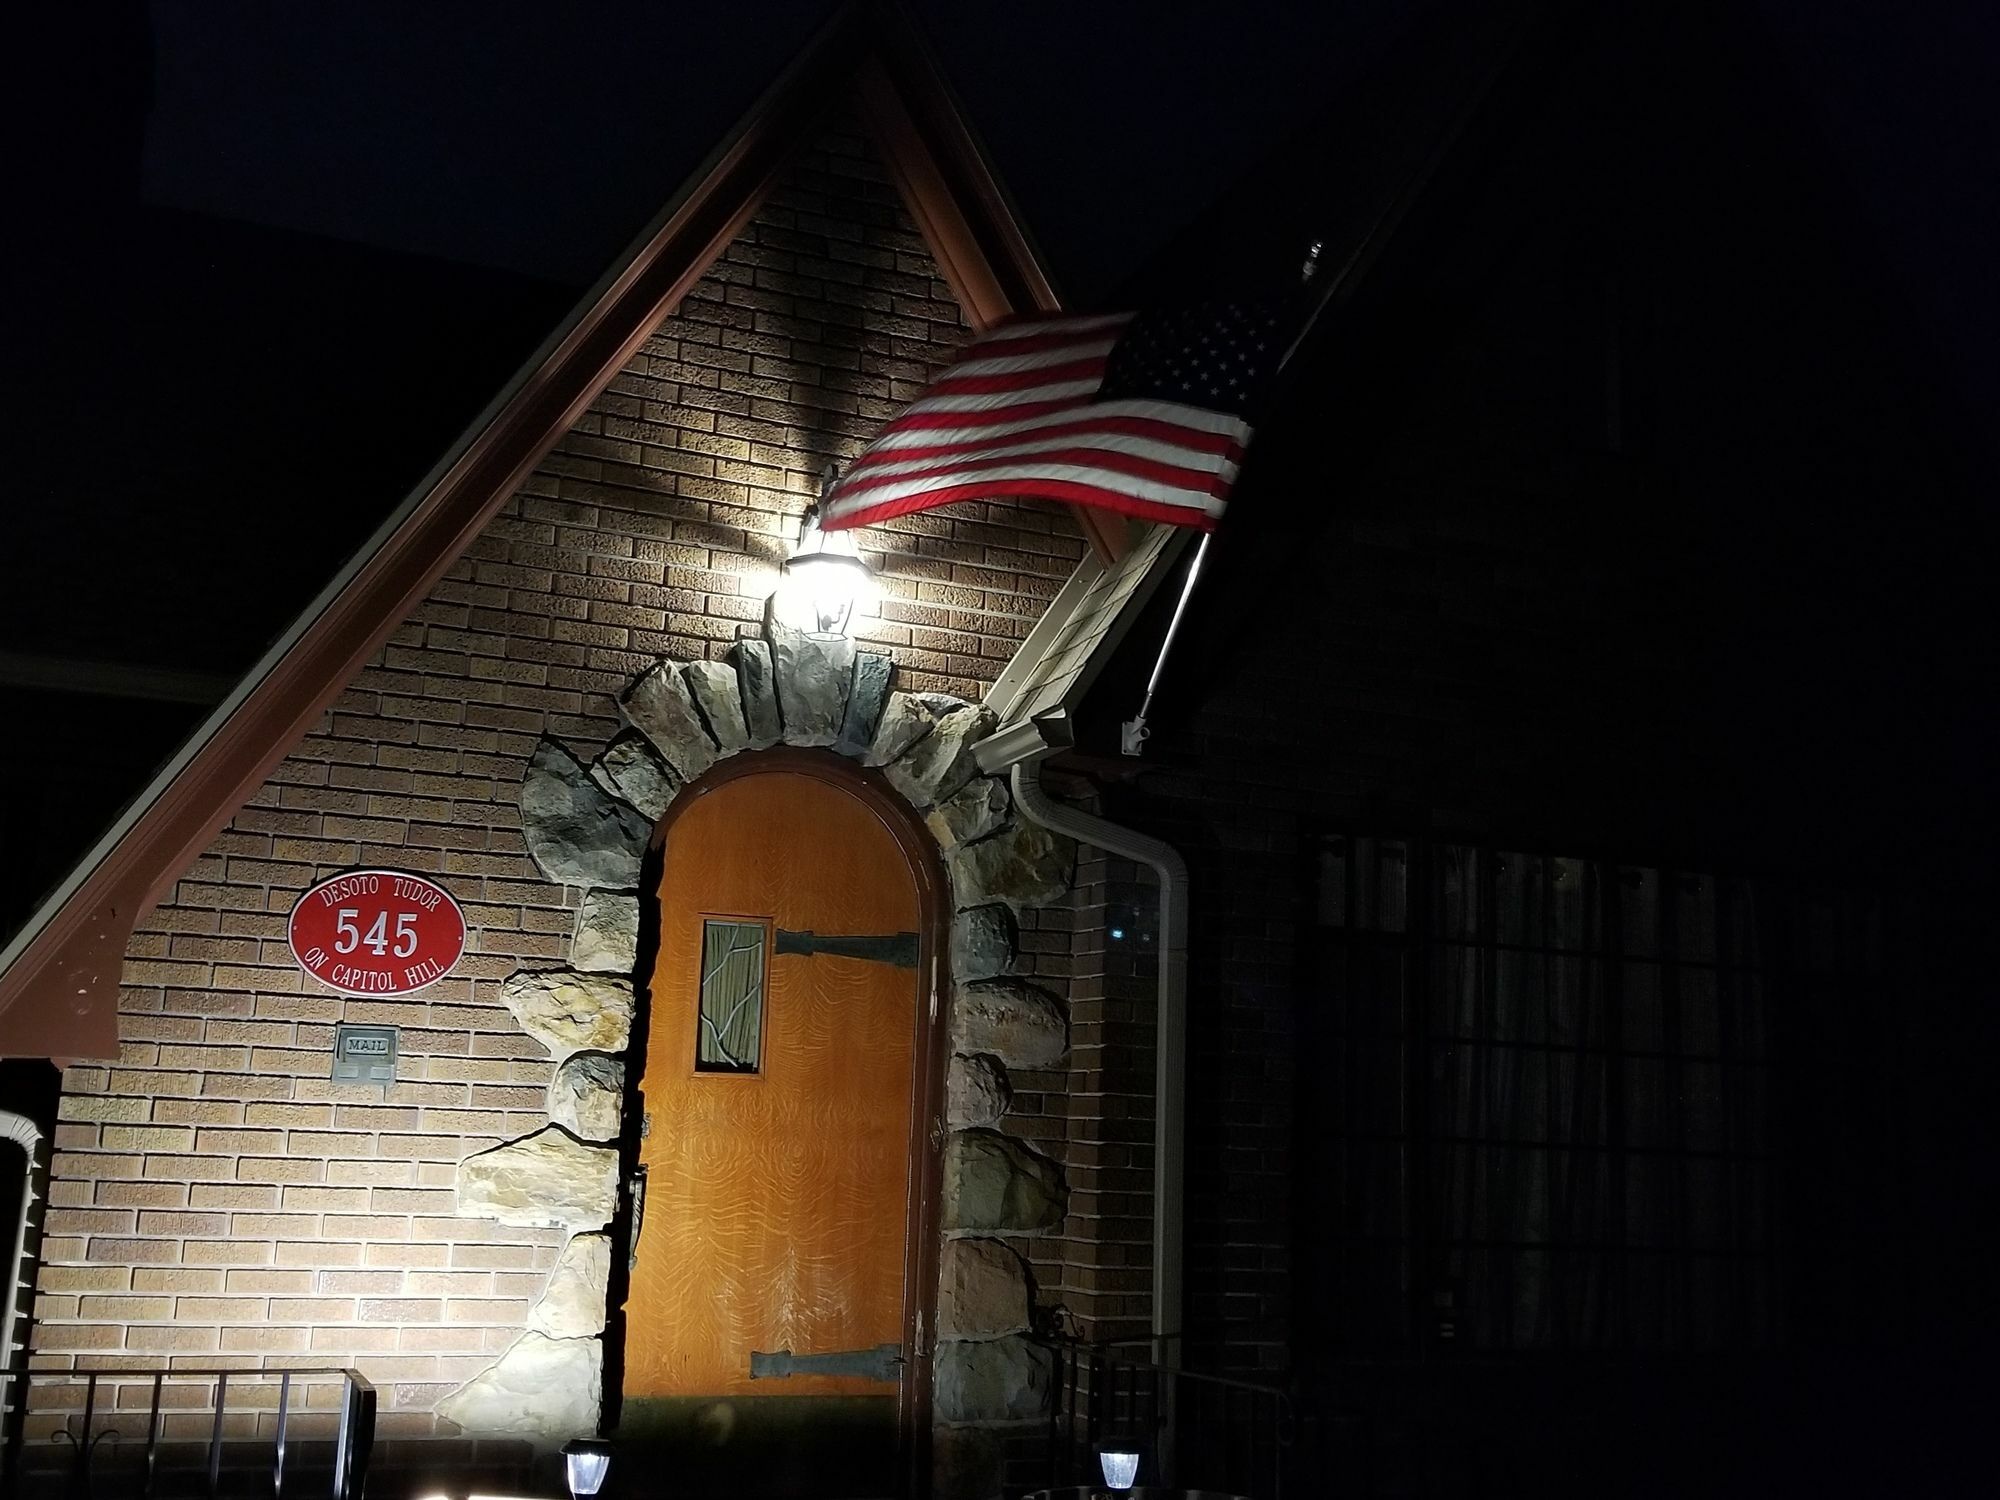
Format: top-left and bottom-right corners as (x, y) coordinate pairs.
(1306, 836), (1783, 1353)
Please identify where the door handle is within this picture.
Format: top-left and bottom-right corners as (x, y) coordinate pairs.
(627, 1166), (648, 1271)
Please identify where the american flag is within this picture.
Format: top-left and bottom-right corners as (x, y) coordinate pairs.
(818, 303), (1285, 533)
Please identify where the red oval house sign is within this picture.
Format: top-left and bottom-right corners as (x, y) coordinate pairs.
(288, 869), (466, 996)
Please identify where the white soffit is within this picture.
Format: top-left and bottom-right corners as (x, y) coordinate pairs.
(977, 521), (1192, 772)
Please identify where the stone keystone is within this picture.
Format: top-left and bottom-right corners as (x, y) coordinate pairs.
(948, 821), (1075, 912)
(729, 638), (783, 749)
(520, 739), (651, 891)
(527, 1233), (611, 1339)
(500, 968), (634, 1061)
(548, 1052), (624, 1142)
(769, 621), (855, 746)
(438, 1331), (601, 1441)
(683, 658), (751, 754)
(938, 1237), (1032, 1338)
(949, 977), (1067, 1070)
(457, 1126), (619, 1230)
(589, 732), (679, 821)
(935, 1334), (1055, 1424)
(884, 703), (997, 809)
(942, 1129), (1065, 1234)
(620, 660), (718, 780)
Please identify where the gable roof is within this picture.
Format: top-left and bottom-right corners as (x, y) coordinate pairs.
(0, 2), (1113, 1061)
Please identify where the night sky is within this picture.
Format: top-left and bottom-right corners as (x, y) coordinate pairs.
(129, 1), (1419, 301)
(1, 0), (1995, 940)
(128, 0), (1998, 386)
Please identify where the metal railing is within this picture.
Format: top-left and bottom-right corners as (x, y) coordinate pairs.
(1037, 1337), (1295, 1498)
(7, 1368), (374, 1500)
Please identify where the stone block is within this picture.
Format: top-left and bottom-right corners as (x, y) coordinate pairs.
(947, 1052), (1011, 1129)
(520, 739), (651, 890)
(457, 1127), (618, 1230)
(526, 1233), (610, 1339)
(729, 638), (783, 749)
(589, 732), (678, 821)
(950, 905), (1016, 983)
(683, 658), (750, 754)
(884, 704), (996, 809)
(934, 1334), (1054, 1424)
(948, 821), (1074, 911)
(949, 978), (1066, 1070)
(499, 968), (634, 1061)
(437, 1331), (601, 1441)
(835, 652), (893, 757)
(770, 621), (854, 746)
(620, 660), (717, 780)
(938, 1237), (1030, 1337)
(547, 1052), (623, 1142)
(943, 1129), (1064, 1233)
(571, 891), (639, 975)
(863, 691), (933, 767)
(926, 778), (1010, 850)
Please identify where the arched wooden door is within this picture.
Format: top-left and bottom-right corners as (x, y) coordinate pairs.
(621, 756), (936, 1494)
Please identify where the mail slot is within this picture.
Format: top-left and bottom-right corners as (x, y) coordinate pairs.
(332, 1024), (398, 1085)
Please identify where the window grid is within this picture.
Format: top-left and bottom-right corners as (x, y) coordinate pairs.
(1308, 836), (1781, 1356)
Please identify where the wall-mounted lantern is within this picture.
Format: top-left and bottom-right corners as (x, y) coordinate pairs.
(773, 467), (877, 636)
(1097, 1441), (1142, 1491)
(563, 1439), (613, 1500)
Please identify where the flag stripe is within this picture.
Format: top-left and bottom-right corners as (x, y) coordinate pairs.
(872, 398), (1251, 446)
(838, 433), (1242, 493)
(819, 309), (1259, 534)
(928, 356), (1113, 397)
(833, 457), (1233, 512)
(829, 475), (1227, 531)
(897, 379), (1105, 417)
(937, 337), (1122, 380)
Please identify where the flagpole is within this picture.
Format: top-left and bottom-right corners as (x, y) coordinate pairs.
(1119, 242), (1327, 757)
(1118, 531), (1211, 757)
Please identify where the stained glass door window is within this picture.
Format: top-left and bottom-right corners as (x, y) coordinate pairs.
(697, 918), (767, 1072)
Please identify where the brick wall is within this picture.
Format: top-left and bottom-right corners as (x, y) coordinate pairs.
(1047, 843), (1159, 1344)
(26, 122), (1089, 1454)
(1079, 224), (1728, 1385)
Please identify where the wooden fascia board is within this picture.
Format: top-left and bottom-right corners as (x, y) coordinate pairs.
(851, 47), (1127, 567)
(0, 25), (858, 1061)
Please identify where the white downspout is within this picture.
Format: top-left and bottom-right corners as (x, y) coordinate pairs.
(1009, 757), (1188, 1368)
(0, 1111), (42, 1429)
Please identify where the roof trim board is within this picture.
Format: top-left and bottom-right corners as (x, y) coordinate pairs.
(976, 522), (1193, 773)
(0, 3), (1088, 1060)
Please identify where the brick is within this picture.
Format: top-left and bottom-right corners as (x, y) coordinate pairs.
(133, 1268), (226, 1294)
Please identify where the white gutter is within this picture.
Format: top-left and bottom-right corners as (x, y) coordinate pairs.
(1008, 757), (1188, 1365)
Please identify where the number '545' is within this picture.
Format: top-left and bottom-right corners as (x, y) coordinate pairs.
(333, 908), (420, 958)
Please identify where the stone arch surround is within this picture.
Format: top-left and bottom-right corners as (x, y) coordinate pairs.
(435, 618), (1077, 1466)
